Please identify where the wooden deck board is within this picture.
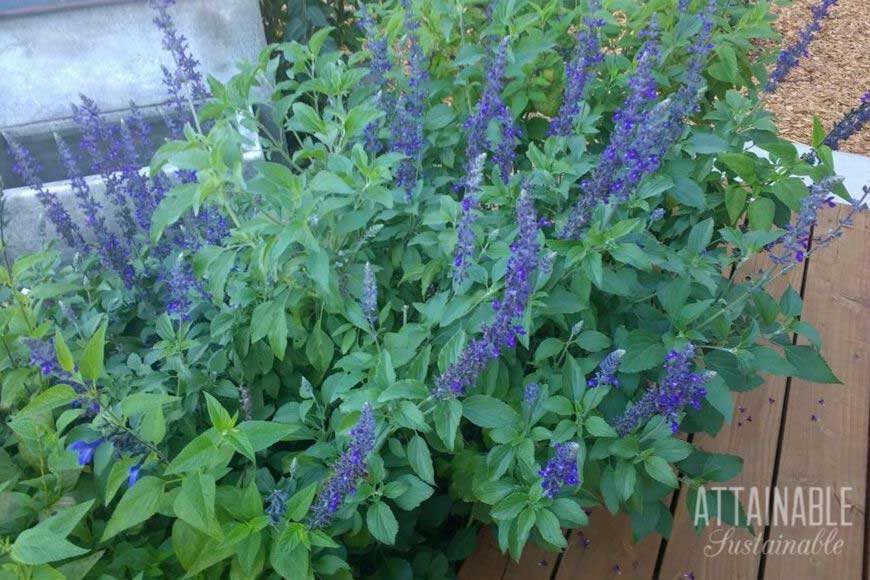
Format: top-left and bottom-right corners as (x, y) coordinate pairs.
(761, 207), (869, 579)
(657, 254), (806, 580)
(555, 510), (662, 580)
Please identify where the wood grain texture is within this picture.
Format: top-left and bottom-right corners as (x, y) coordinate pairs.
(762, 207), (868, 580)
(458, 528), (510, 580)
(658, 255), (807, 580)
(554, 510), (662, 580)
(501, 541), (561, 580)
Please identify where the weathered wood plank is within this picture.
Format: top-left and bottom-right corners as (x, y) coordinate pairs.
(501, 541), (560, 580)
(554, 510), (662, 580)
(458, 528), (510, 580)
(658, 254), (807, 580)
(762, 207), (869, 579)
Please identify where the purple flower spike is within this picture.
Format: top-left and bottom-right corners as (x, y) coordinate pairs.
(307, 403), (377, 528)
(822, 91), (870, 152)
(362, 262), (378, 327)
(588, 349), (626, 388)
(23, 338), (62, 377)
(768, 176), (841, 264)
(6, 139), (86, 251)
(523, 383), (541, 409)
(561, 1), (716, 239)
(764, 0), (838, 93)
(453, 153), (487, 286)
(434, 192), (541, 398)
(265, 489), (289, 525)
(539, 442), (580, 498)
(547, 1), (605, 137)
(614, 345), (709, 436)
(464, 37), (519, 182)
(70, 438), (104, 466)
(390, 0), (428, 197)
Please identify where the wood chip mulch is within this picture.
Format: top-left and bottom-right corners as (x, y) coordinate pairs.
(762, 0), (870, 156)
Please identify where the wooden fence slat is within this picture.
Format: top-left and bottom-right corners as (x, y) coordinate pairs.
(458, 527), (510, 580)
(762, 207), (869, 579)
(657, 255), (806, 580)
(554, 510), (662, 579)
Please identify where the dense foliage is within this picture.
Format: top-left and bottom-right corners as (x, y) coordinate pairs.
(1, 0), (864, 578)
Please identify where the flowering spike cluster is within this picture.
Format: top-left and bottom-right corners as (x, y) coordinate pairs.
(390, 0), (428, 196)
(614, 344), (708, 436)
(7, 139), (85, 251)
(768, 176), (840, 264)
(358, 5), (393, 155)
(56, 134), (134, 284)
(547, 2), (605, 137)
(523, 383), (541, 408)
(560, 21), (661, 238)
(560, 3), (716, 239)
(265, 489), (289, 525)
(151, 0), (208, 101)
(453, 153), (487, 286)
(161, 259), (209, 320)
(463, 37), (518, 182)
(307, 403), (376, 528)
(764, 0), (838, 93)
(539, 442), (580, 498)
(588, 349), (626, 388)
(823, 92), (870, 151)
(434, 192), (541, 398)
(362, 262), (378, 327)
(24, 338), (62, 377)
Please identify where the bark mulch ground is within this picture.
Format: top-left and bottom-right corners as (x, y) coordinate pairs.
(762, 0), (870, 156)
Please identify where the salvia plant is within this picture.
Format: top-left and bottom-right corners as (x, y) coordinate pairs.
(0, 0), (866, 578)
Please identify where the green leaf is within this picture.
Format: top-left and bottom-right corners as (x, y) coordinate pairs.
(366, 501), (398, 545)
(79, 318), (107, 381)
(585, 416), (617, 438)
(285, 483), (318, 522)
(435, 399), (462, 450)
(576, 331), (611, 352)
(310, 170), (354, 195)
(779, 285), (803, 317)
(305, 324), (334, 373)
(719, 153), (756, 182)
(291, 102), (325, 134)
(204, 392), (235, 431)
(687, 218), (714, 254)
(53, 330), (74, 372)
(150, 183), (197, 242)
(463, 396), (520, 429)
(751, 346), (797, 376)
(620, 330), (666, 373)
(270, 528), (310, 579)
(534, 509), (567, 548)
(784, 345), (840, 383)
(392, 474), (434, 511)
(238, 421), (297, 452)
(18, 384), (76, 417)
(102, 476), (164, 541)
(11, 528), (88, 566)
(748, 197), (775, 231)
(174, 472), (222, 540)
(725, 188), (747, 224)
(644, 456), (678, 488)
(407, 435), (435, 485)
